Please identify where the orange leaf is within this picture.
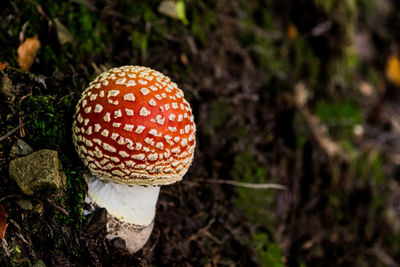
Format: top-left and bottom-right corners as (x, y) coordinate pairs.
(0, 204), (7, 238)
(0, 62), (6, 71)
(17, 35), (41, 71)
(386, 54), (400, 86)
(287, 23), (298, 41)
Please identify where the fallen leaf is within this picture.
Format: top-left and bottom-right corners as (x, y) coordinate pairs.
(54, 18), (73, 45)
(17, 35), (41, 71)
(0, 204), (7, 238)
(158, 0), (188, 25)
(0, 62), (6, 71)
(287, 23), (298, 41)
(386, 54), (400, 86)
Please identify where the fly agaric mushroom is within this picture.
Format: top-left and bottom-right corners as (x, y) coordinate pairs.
(72, 66), (196, 253)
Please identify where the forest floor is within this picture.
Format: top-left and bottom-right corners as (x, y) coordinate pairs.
(1, 0), (400, 266)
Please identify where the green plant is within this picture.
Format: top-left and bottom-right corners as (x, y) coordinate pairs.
(232, 151), (283, 265)
(255, 232), (284, 267)
(21, 95), (71, 147)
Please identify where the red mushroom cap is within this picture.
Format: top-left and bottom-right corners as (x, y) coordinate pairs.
(72, 66), (196, 185)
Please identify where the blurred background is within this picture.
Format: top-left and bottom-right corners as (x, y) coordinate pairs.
(1, 0), (400, 266)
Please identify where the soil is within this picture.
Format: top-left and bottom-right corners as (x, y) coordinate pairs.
(1, 0), (400, 266)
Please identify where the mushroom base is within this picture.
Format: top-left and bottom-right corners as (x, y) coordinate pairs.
(107, 214), (154, 254)
(84, 174), (160, 253)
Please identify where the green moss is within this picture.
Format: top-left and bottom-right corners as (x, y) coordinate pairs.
(233, 151), (275, 225)
(345, 144), (386, 187)
(295, 133), (306, 149)
(131, 30), (149, 59)
(315, 98), (362, 140)
(356, 0), (374, 9)
(191, 8), (216, 44)
(314, 0), (337, 12)
(20, 94), (72, 148)
(64, 168), (86, 229)
(291, 36), (320, 88)
(316, 99), (362, 123)
(334, 143), (389, 245)
(61, 5), (107, 60)
(255, 232), (285, 267)
(232, 150), (283, 264)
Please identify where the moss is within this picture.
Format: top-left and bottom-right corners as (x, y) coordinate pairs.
(64, 168), (86, 230)
(131, 30), (149, 60)
(64, 5), (107, 59)
(255, 232), (285, 267)
(233, 151), (276, 225)
(314, 0), (337, 13)
(315, 98), (362, 140)
(19, 95), (72, 148)
(232, 150), (283, 264)
(190, 8), (216, 44)
(290, 36), (320, 88)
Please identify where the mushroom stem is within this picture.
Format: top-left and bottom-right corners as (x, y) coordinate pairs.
(85, 174), (160, 252)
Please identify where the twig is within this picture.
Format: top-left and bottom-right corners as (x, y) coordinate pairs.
(0, 195), (21, 203)
(19, 117), (25, 137)
(1, 238), (10, 257)
(39, 217), (53, 239)
(15, 232), (29, 245)
(8, 218), (21, 232)
(186, 218), (215, 243)
(0, 124), (24, 142)
(45, 198), (69, 216)
(203, 231), (222, 245)
(189, 179), (287, 190)
(208, 179), (287, 190)
(370, 246), (400, 267)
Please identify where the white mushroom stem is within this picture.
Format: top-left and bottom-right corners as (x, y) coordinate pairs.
(85, 175), (160, 253)
(86, 175), (160, 226)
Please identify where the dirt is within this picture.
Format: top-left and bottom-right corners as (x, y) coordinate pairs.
(1, 0), (400, 266)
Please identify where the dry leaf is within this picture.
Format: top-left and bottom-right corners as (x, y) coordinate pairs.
(54, 18), (73, 45)
(17, 35), (41, 71)
(159, 1), (179, 19)
(287, 23), (298, 41)
(0, 62), (6, 71)
(0, 204), (7, 238)
(386, 54), (400, 86)
(158, 0), (188, 24)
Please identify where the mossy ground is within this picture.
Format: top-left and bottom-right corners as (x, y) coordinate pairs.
(1, 0), (400, 266)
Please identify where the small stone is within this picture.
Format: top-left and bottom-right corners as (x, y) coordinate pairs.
(10, 139), (34, 157)
(1, 75), (14, 102)
(33, 202), (44, 215)
(16, 199), (33, 210)
(9, 149), (66, 196)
